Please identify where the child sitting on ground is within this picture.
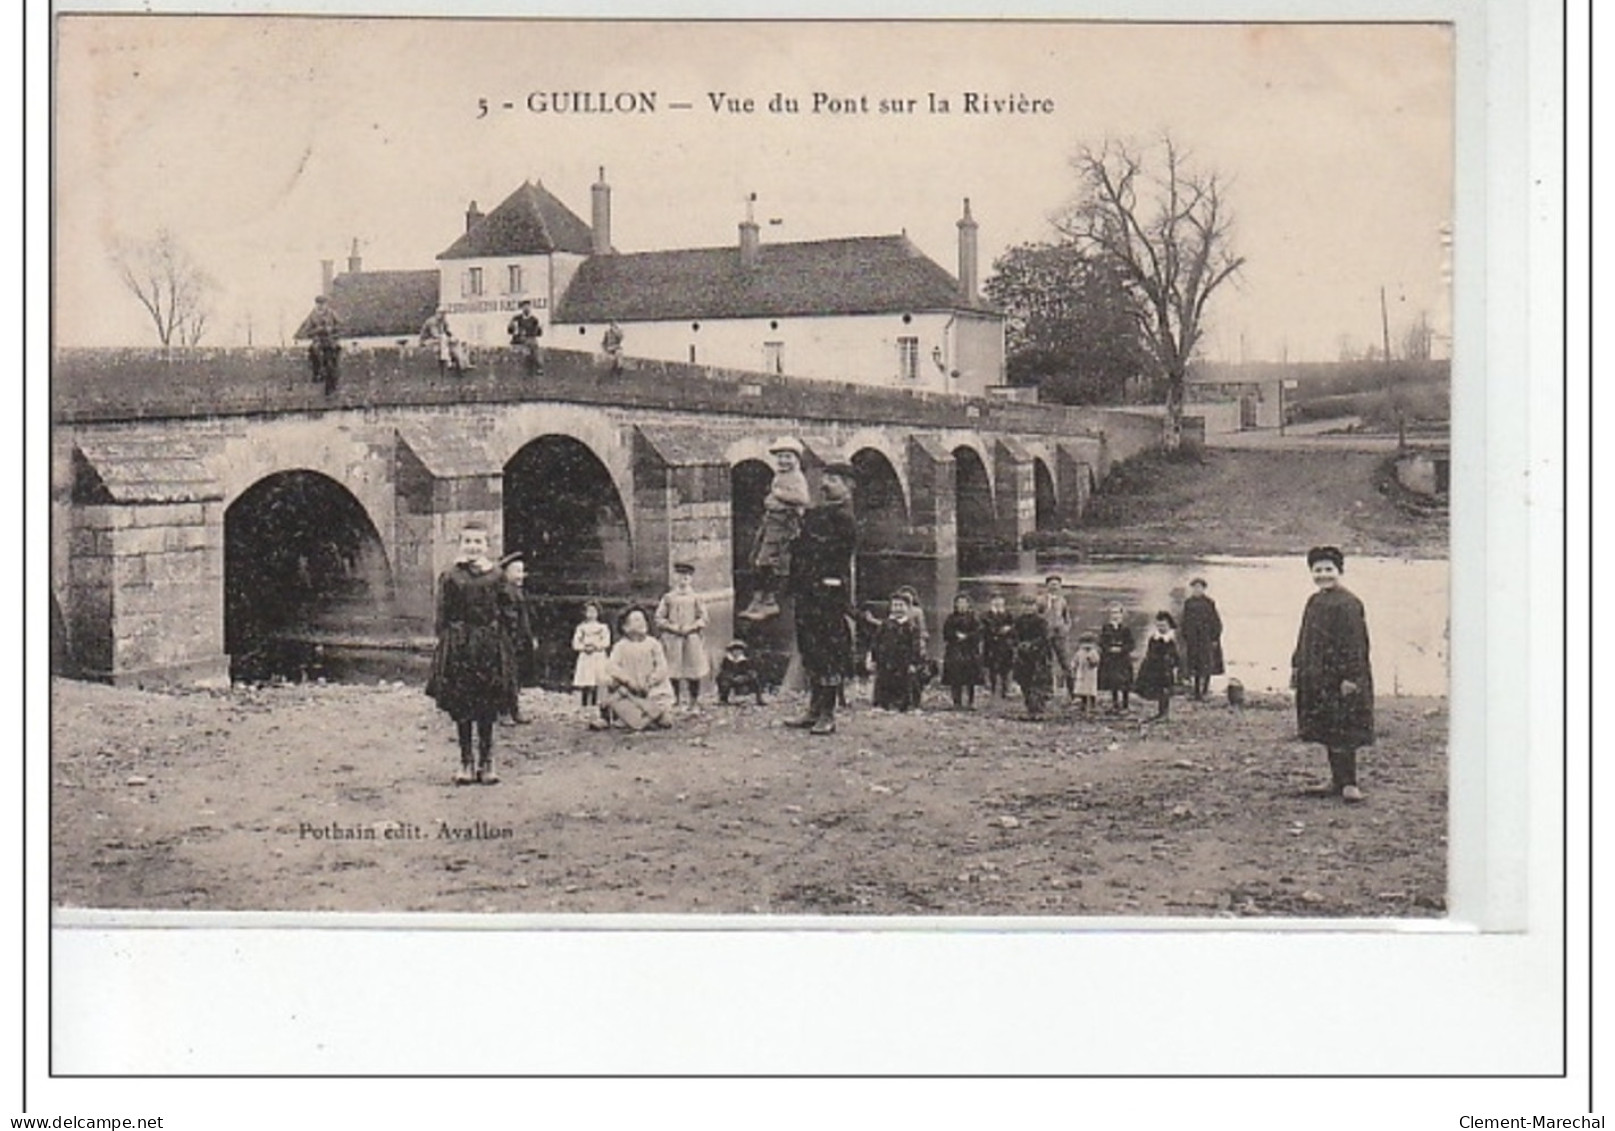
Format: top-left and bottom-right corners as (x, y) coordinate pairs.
(870, 591), (926, 712)
(739, 436), (812, 621)
(716, 639), (765, 705)
(592, 607), (675, 731)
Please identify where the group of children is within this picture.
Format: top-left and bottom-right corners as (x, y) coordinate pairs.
(570, 562), (770, 734)
(860, 575), (1220, 724)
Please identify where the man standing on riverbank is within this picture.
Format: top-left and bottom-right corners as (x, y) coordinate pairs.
(784, 463), (859, 735)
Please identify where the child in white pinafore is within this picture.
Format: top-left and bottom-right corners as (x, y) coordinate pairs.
(571, 601), (612, 712)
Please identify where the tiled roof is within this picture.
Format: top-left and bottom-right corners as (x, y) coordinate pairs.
(437, 181), (595, 260)
(293, 270), (439, 341)
(555, 235), (998, 323)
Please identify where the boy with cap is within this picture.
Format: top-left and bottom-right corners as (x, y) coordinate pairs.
(655, 561), (710, 710)
(740, 436), (812, 621)
(716, 639), (765, 705)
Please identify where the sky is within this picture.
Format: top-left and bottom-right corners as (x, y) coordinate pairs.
(54, 17), (1453, 360)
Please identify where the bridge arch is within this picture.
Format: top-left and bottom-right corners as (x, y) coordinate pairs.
(849, 445), (911, 603)
(216, 419), (393, 538)
(1032, 457), (1058, 532)
(952, 443), (997, 569)
(224, 469), (393, 682)
(502, 434), (633, 598)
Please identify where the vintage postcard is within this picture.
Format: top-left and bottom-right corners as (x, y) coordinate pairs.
(50, 15), (1454, 925)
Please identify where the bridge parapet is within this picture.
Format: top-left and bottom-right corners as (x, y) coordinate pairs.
(53, 346), (1118, 440)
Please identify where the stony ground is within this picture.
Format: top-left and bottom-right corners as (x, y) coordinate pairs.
(51, 677), (1447, 918)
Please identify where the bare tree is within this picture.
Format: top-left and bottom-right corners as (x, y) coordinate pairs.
(1058, 136), (1245, 448)
(1402, 311), (1434, 362)
(111, 228), (216, 350)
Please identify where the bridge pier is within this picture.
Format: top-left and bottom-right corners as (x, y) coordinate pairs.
(67, 499), (229, 686)
(394, 427), (504, 628)
(993, 437), (1037, 552)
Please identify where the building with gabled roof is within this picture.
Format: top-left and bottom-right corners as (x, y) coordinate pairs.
(298, 170), (1005, 395)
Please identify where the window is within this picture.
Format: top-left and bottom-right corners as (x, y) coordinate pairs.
(897, 336), (919, 382)
(763, 341), (784, 375)
(463, 267), (484, 297)
(506, 264), (523, 294)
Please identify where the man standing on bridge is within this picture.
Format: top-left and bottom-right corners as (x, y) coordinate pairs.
(783, 462), (859, 736)
(306, 294), (342, 395)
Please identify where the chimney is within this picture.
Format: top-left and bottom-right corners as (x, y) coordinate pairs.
(347, 237), (362, 275)
(739, 193), (760, 268)
(320, 259), (334, 297)
(465, 200), (483, 233)
(591, 166), (612, 255)
(957, 197), (978, 304)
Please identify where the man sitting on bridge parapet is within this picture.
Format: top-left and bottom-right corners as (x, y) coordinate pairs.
(420, 306), (475, 377)
(507, 299), (544, 376)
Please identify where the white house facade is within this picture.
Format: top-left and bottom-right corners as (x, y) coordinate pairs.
(299, 170), (1006, 395)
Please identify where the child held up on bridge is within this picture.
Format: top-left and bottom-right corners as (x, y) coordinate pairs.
(739, 436), (812, 621)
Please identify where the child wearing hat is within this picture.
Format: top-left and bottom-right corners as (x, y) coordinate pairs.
(655, 562), (710, 710)
(1132, 611), (1182, 721)
(716, 639), (765, 705)
(739, 436), (812, 621)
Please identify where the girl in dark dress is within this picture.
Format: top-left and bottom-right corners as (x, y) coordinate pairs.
(980, 594), (1016, 698)
(1291, 546), (1375, 803)
(941, 594), (984, 709)
(426, 523), (516, 785)
(1011, 595), (1055, 720)
(1179, 577), (1225, 700)
(870, 592), (925, 711)
(1097, 601), (1136, 713)
(1132, 611), (1182, 720)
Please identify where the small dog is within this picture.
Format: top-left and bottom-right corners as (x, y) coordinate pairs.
(1225, 677), (1246, 709)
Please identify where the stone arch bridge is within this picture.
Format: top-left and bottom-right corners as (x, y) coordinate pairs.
(52, 346), (1166, 685)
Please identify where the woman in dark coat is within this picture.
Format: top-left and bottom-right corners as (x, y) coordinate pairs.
(426, 523), (516, 785)
(1097, 602), (1136, 712)
(1179, 577), (1225, 700)
(940, 594), (984, 709)
(1291, 545), (1375, 803)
